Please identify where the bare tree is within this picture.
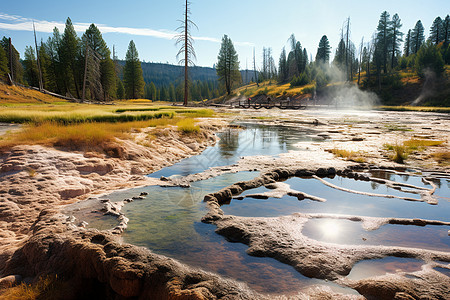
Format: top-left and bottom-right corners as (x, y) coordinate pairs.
(176, 0), (197, 106)
(358, 37), (364, 86)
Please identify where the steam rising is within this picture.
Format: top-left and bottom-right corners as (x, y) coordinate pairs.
(412, 69), (436, 106)
(319, 84), (380, 109)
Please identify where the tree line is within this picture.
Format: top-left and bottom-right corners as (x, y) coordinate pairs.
(215, 12), (450, 99)
(0, 17), (222, 102)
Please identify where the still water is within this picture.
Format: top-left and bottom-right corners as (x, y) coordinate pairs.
(92, 124), (449, 295)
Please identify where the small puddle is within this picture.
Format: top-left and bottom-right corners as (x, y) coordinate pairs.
(346, 257), (424, 280)
(434, 267), (450, 277)
(302, 219), (450, 252)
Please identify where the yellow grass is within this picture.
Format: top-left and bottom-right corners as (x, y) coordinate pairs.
(403, 139), (444, 149)
(0, 118), (182, 151)
(0, 275), (69, 300)
(430, 151), (450, 165)
(235, 81), (316, 98)
(0, 83), (68, 104)
(176, 118), (200, 134)
(384, 139), (445, 163)
(328, 148), (366, 163)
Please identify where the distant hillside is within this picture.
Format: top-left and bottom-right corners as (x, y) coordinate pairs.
(118, 61), (253, 87)
(118, 61), (217, 86)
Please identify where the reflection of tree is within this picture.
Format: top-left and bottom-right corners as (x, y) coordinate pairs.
(371, 181), (379, 190)
(218, 129), (239, 158)
(401, 174), (409, 182)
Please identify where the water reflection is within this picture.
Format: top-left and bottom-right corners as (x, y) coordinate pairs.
(302, 219), (450, 252)
(148, 123), (321, 178)
(346, 257), (424, 280)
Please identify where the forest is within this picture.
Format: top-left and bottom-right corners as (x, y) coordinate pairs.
(0, 12), (449, 105)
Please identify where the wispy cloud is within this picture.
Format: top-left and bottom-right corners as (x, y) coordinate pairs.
(0, 12), (254, 46)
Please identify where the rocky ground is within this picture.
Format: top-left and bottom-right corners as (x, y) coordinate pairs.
(0, 108), (449, 299)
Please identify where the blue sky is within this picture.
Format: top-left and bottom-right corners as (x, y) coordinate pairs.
(0, 0), (449, 68)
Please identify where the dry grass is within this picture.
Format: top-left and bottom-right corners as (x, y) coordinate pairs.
(430, 151), (450, 165)
(0, 83), (68, 104)
(378, 106), (450, 113)
(235, 81), (316, 98)
(403, 139), (444, 149)
(0, 118), (181, 151)
(384, 139), (445, 164)
(0, 275), (69, 300)
(176, 118), (200, 134)
(328, 148), (366, 163)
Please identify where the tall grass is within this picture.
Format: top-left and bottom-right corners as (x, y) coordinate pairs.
(176, 119), (200, 134)
(0, 118), (182, 151)
(0, 109), (175, 124)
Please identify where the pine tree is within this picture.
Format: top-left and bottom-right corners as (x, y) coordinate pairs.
(23, 46), (39, 87)
(315, 35), (331, 65)
(390, 13), (403, 69)
(45, 28), (64, 94)
(123, 40), (145, 99)
(216, 35), (241, 95)
(411, 20), (425, 54)
(0, 42), (9, 80)
(429, 17), (444, 45)
(1, 37), (24, 83)
(101, 57), (116, 100)
(278, 47), (288, 83)
(376, 11), (391, 73)
(149, 82), (157, 100)
(116, 79), (124, 99)
(334, 38), (346, 70)
(60, 17), (81, 98)
(404, 29), (412, 57)
(444, 15), (450, 47)
(169, 83), (176, 101)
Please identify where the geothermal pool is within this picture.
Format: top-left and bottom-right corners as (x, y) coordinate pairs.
(83, 123), (449, 296)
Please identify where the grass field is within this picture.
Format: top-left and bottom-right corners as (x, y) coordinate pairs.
(0, 83), (215, 152)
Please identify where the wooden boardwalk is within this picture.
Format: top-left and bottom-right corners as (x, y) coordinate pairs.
(236, 100), (306, 110)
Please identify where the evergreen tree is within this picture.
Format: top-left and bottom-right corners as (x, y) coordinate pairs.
(116, 79), (124, 99)
(444, 15), (450, 47)
(45, 28), (64, 94)
(101, 57), (116, 100)
(149, 82), (157, 100)
(1, 37), (24, 83)
(429, 17), (444, 45)
(38, 42), (54, 91)
(278, 47), (288, 83)
(390, 13), (404, 69)
(334, 38), (346, 70)
(123, 40), (145, 99)
(315, 35), (331, 65)
(376, 11), (391, 73)
(411, 20), (425, 54)
(216, 35), (241, 95)
(0, 42), (9, 80)
(60, 17), (81, 98)
(169, 83), (176, 101)
(160, 85), (167, 100)
(23, 46), (39, 87)
(404, 29), (412, 57)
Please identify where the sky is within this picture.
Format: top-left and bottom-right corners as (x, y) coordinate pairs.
(0, 0), (449, 68)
